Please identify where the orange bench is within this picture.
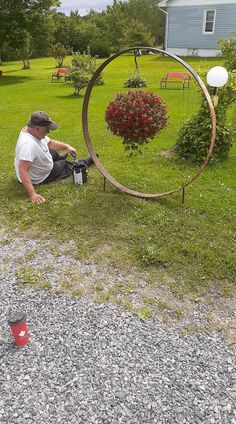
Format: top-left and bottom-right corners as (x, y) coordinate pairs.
(52, 67), (69, 82)
(160, 72), (191, 89)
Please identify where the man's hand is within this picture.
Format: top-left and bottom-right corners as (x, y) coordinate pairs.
(67, 145), (77, 157)
(30, 193), (45, 204)
(48, 140), (77, 158)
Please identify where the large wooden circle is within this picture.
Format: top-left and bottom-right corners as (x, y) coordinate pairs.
(82, 47), (216, 199)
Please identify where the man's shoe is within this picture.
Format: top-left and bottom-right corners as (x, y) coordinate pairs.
(84, 153), (99, 167)
(84, 157), (94, 167)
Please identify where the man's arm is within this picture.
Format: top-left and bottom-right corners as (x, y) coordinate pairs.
(19, 160), (45, 203)
(48, 139), (77, 157)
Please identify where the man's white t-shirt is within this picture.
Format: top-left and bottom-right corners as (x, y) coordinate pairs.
(14, 128), (53, 184)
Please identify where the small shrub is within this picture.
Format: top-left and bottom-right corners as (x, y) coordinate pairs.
(218, 32), (236, 71)
(71, 49), (97, 74)
(68, 49), (104, 95)
(176, 34), (236, 162)
(175, 86), (236, 162)
(67, 69), (89, 95)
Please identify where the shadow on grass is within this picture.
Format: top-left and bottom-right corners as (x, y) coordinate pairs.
(55, 93), (85, 100)
(1, 69), (24, 73)
(0, 75), (33, 86)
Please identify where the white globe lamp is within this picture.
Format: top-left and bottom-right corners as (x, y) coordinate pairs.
(206, 66), (228, 107)
(207, 66), (229, 87)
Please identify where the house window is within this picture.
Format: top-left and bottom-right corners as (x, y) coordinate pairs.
(203, 10), (216, 33)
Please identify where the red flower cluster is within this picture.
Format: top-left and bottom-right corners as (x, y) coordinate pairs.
(105, 90), (168, 148)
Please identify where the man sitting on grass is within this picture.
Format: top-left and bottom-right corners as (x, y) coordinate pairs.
(14, 111), (93, 203)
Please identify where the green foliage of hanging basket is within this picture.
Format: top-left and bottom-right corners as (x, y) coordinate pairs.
(124, 76), (147, 88)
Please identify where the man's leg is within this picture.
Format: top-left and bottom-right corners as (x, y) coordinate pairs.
(42, 160), (73, 183)
(49, 149), (68, 162)
(42, 153), (97, 184)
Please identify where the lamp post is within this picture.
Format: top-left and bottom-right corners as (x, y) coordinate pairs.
(207, 66), (229, 107)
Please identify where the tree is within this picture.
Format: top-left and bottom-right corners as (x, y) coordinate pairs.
(50, 42), (68, 67)
(0, 0), (60, 65)
(20, 30), (32, 69)
(85, 10), (111, 57)
(72, 21), (100, 53)
(30, 13), (56, 59)
(123, 0), (164, 45)
(52, 11), (81, 50)
(123, 19), (155, 47)
(218, 32), (236, 71)
(105, 1), (127, 51)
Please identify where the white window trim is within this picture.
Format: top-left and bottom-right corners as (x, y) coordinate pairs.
(202, 9), (216, 34)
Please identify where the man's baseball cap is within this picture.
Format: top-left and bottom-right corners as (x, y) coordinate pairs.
(28, 111), (58, 131)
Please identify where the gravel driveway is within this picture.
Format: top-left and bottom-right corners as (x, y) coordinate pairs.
(0, 231), (236, 424)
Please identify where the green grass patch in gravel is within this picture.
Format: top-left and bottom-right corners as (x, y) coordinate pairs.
(15, 266), (51, 289)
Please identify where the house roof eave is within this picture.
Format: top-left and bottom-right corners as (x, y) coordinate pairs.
(159, 0), (168, 6)
(159, 0), (236, 5)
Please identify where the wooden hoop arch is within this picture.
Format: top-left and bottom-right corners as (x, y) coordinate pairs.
(82, 47), (216, 199)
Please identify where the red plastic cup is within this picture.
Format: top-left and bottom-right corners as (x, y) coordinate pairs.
(8, 312), (29, 347)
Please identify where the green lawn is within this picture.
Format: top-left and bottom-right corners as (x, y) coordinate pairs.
(0, 53), (235, 297)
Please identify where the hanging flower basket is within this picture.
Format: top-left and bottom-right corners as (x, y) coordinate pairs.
(124, 77), (147, 88)
(105, 90), (168, 152)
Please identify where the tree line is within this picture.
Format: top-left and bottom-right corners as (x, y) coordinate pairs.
(0, 0), (164, 67)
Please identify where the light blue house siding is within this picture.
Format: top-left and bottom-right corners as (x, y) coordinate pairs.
(166, 4), (236, 56)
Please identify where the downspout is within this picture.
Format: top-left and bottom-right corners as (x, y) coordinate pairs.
(158, 4), (169, 51)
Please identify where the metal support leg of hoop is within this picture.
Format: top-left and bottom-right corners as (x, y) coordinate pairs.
(182, 186), (185, 204)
